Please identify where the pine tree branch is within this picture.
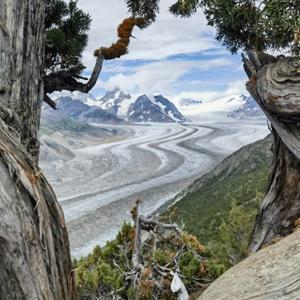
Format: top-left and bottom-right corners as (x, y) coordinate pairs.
(44, 94), (57, 110)
(43, 17), (146, 104)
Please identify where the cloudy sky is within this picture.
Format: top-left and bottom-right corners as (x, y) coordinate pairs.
(77, 0), (248, 102)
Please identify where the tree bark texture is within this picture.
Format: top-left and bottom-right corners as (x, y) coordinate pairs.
(0, 1), (75, 299)
(0, 0), (45, 159)
(199, 228), (300, 300)
(243, 52), (300, 252)
(44, 53), (104, 98)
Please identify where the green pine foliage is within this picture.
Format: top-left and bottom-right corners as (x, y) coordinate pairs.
(45, 0), (91, 73)
(208, 198), (261, 271)
(75, 223), (135, 299)
(124, 0), (160, 25)
(74, 223), (210, 299)
(199, 0), (300, 55)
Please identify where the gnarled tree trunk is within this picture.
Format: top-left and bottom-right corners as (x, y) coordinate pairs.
(0, 1), (75, 299)
(243, 52), (300, 252)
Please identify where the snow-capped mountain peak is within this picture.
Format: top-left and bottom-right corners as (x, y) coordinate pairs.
(128, 95), (175, 123)
(95, 88), (185, 123)
(153, 95), (186, 122)
(98, 88), (133, 117)
(177, 94), (264, 121)
(227, 94), (264, 119)
(49, 90), (100, 107)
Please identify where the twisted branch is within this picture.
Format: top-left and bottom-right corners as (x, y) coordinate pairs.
(44, 17), (146, 108)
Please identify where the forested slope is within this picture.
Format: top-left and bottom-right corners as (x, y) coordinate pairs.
(160, 134), (273, 270)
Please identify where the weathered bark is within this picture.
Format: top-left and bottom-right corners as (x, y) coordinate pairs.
(0, 0), (45, 159)
(242, 51), (300, 252)
(0, 116), (75, 299)
(0, 1), (75, 299)
(44, 52), (104, 96)
(199, 229), (300, 300)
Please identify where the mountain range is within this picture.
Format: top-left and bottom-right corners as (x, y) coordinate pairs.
(45, 89), (264, 124)
(46, 88), (186, 123)
(178, 94), (264, 121)
(227, 94), (264, 119)
(42, 96), (123, 124)
(98, 88), (186, 122)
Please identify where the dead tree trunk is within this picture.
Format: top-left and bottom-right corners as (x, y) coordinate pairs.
(243, 52), (300, 252)
(0, 1), (75, 299)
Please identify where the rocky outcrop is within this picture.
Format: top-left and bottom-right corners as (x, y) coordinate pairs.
(199, 229), (300, 300)
(227, 95), (264, 119)
(43, 96), (123, 124)
(153, 95), (186, 122)
(128, 95), (175, 122)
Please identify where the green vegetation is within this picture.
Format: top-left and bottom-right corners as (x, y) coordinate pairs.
(208, 198), (261, 271)
(75, 223), (134, 299)
(74, 223), (210, 299)
(45, 0), (91, 73)
(160, 136), (273, 274)
(171, 0), (300, 55)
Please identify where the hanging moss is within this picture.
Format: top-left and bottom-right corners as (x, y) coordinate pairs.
(94, 17), (146, 60)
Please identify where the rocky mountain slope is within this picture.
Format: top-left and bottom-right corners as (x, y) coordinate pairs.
(160, 134), (273, 241)
(43, 96), (123, 124)
(227, 94), (264, 119)
(127, 94), (185, 122)
(153, 95), (186, 122)
(159, 134), (273, 273)
(99, 89), (186, 122)
(39, 117), (117, 162)
(49, 89), (185, 123)
(127, 95), (173, 122)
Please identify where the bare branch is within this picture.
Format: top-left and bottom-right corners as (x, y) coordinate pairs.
(44, 94), (57, 110)
(43, 17), (147, 106)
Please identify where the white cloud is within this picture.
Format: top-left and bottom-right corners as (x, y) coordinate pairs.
(77, 0), (217, 68)
(171, 91), (221, 103)
(98, 58), (231, 95)
(225, 79), (248, 96)
(76, 0), (247, 102)
(170, 79), (248, 104)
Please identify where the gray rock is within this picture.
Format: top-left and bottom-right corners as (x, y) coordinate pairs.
(228, 95), (265, 119)
(154, 95), (186, 122)
(199, 229), (300, 300)
(43, 96), (123, 124)
(128, 95), (175, 122)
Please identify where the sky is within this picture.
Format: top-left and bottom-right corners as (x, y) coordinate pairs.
(77, 0), (248, 102)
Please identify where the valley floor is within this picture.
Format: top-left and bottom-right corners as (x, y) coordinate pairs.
(40, 119), (270, 257)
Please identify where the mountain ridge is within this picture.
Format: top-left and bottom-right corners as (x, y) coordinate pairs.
(48, 89), (186, 123)
(43, 96), (124, 124)
(47, 90), (264, 124)
(178, 94), (265, 121)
